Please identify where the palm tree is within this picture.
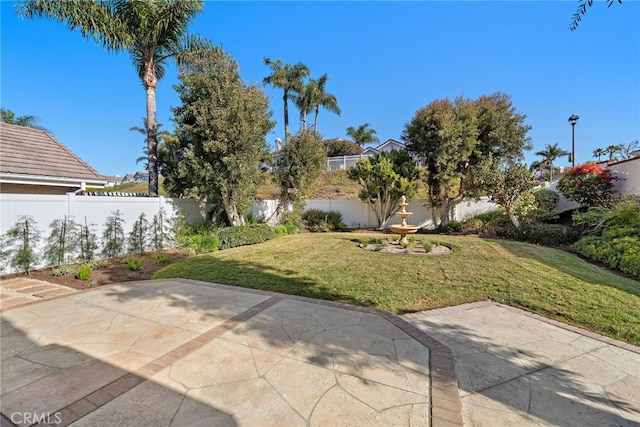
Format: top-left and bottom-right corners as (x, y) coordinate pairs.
(0, 108), (52, 133)
(593, 148), (607, 161)
(535, 143), (569, 181)
(263, 58), (309, 143)
(291, 78), (316, 131)
(529, 159), (550, 181)
(346, 123), (379, 147)
(606, 144), (623, 161)
(17, 1), (211, 197)
(130, 119), (172, 168)
(311, 74), (340, 132)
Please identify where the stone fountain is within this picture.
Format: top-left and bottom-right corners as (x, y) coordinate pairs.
(389, 195), (419, 244)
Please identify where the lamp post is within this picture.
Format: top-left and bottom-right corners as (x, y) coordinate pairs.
(568, 114), (579, 167)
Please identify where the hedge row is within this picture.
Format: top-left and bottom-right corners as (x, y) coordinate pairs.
(572, 227), (640, 277)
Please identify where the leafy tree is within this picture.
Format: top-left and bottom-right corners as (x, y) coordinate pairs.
(557, 163), (619, 207)
(535, 143), (569, 181)
(17, 0), (211, 198)
(593, 148), (607, 161)
(102, 210), (126, 258)
(570, 0), (623, 31)
(0, 216), (42, 274)
(78, 217), (99, 263)
(403, 92), (531, 227)
(471, 157), (535, 228)
(263, 58), (309, 143)
(128, 212), (150, 254)
(44, 216), (80, 266)
(164, 47), (274, 226)
(272, 131), (326, 223)
(348, 151), (419, 229)
(346, 123), (379, 147)
(1, 108), (52, 133)
(323, 138), (363, 157)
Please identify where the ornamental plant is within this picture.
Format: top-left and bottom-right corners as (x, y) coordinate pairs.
(557, 163), (619, 207)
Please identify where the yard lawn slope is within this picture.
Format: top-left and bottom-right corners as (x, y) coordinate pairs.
(154, 233), (640, 346)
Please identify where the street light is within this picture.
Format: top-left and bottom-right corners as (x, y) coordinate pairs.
(568, 114), (579, 167)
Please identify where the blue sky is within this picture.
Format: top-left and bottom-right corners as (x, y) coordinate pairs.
(2, 1), (639, 177)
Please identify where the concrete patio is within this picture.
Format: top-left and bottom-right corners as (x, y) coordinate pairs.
(1, 279), (638, 426)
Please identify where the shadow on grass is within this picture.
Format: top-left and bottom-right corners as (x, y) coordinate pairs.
(152, 255), (379, 309)
(490, 239), (640, 297)
(406, 312), (639, 425)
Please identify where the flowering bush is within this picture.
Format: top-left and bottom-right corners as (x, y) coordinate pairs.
(557, 163), (619, 207)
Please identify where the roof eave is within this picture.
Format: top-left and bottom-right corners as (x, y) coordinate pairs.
(0, 172), (106, 189)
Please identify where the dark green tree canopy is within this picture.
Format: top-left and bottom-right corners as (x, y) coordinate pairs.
(324, 138), (363, 157)
(402, 92), (531, 226)
(162, 47), (274, 226)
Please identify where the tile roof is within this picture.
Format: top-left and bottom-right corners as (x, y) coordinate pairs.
(0, 122), (103, 181)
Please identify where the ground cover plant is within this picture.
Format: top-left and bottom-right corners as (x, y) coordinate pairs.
(154, 233), (640, 346)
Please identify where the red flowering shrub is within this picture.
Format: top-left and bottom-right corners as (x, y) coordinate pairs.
(557, 163), (619, 207)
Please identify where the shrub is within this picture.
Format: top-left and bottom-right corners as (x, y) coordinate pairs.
(151, 251), (170, 263)
(422, 241), (433, 253)
(273, 224), (300, 236)
(125, 256), (144, 271)
(497, 223), (580, 246)
(557, 163), (619, 207)
(0, 215), (42, 274)
(186, 235), (220, 254)
(302, 209), (347, 232)
(217, 224), (276, 250)
(53, 264), (75, 277)
(75, 264), (92, 280)
(324, 138), (363, 157)
(531, 189), (559, 221)
(435, 221), (462, 235)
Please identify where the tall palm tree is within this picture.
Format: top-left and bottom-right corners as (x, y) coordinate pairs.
(535, 143), (569, 181)
(17, 0), (211, 197)
(130, 118), (172, 168)
(0, 108), (52, 133)
(311, 74), (340, 132)
(593, 148), (607, 161)
(291, 78), (316, 131)
(606, 144), (623, 161)
(346, 123), (379, 147)
(263, 58), (309, 143)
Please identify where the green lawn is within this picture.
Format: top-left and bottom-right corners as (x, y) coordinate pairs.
(154, 233), (640, 345)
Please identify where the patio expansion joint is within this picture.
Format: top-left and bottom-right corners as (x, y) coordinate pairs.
(32, 292), (286, 426)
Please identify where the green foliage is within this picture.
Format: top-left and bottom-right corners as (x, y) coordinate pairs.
(471, 157), (534, 227)
(185, 235), (221, 254)
(557, 163), (619, 207)
(497, 223), (580, 246)
(44, 216), (80, 266)
(422, 241), (433, 253)
(346, 123), (379, 147)
(302, 209), (347, 232)
(274, 130), (327, 217)
(128, 212), (150, 254)
(151, 209), (173, 251)
(75, 264), (92, 280)
(151, 251), (170, 263)
(125, 256), (144, 271)
(217, 224), (276, 250)
(164, 47), (274, 226)
(53, 264), (75, 277)
(348, 150), (419, 229)
(272, 224), (300, 236)
(0, 215), (42, 274)
(403, 92), (531, 227)
(89, 259), (108, 270)
(435, 221), (463, 235)
(78, 218), (99, 263)
(323, 138), (363, 156)
(530, 189), (559, 221)
(102, 210), (126, 259)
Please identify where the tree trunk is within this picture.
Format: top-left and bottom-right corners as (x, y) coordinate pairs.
(145, 66), (159, 198)
(225, 204), (245, 227)
(283, 91), (289, 143)
(314, 106), (319, 131)
(507, 210), (520, 228)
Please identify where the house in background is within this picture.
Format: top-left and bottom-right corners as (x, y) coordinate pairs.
(121, 174), (135, 184)
(326, 138), (424, 170)
(375, 139), (406, 153)
(133, 171), (149, 182)
(104, 175), (123, 187)
(0, 123), (106, 194)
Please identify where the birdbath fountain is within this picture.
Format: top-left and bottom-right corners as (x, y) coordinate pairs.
(389, 195), (419, 244)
